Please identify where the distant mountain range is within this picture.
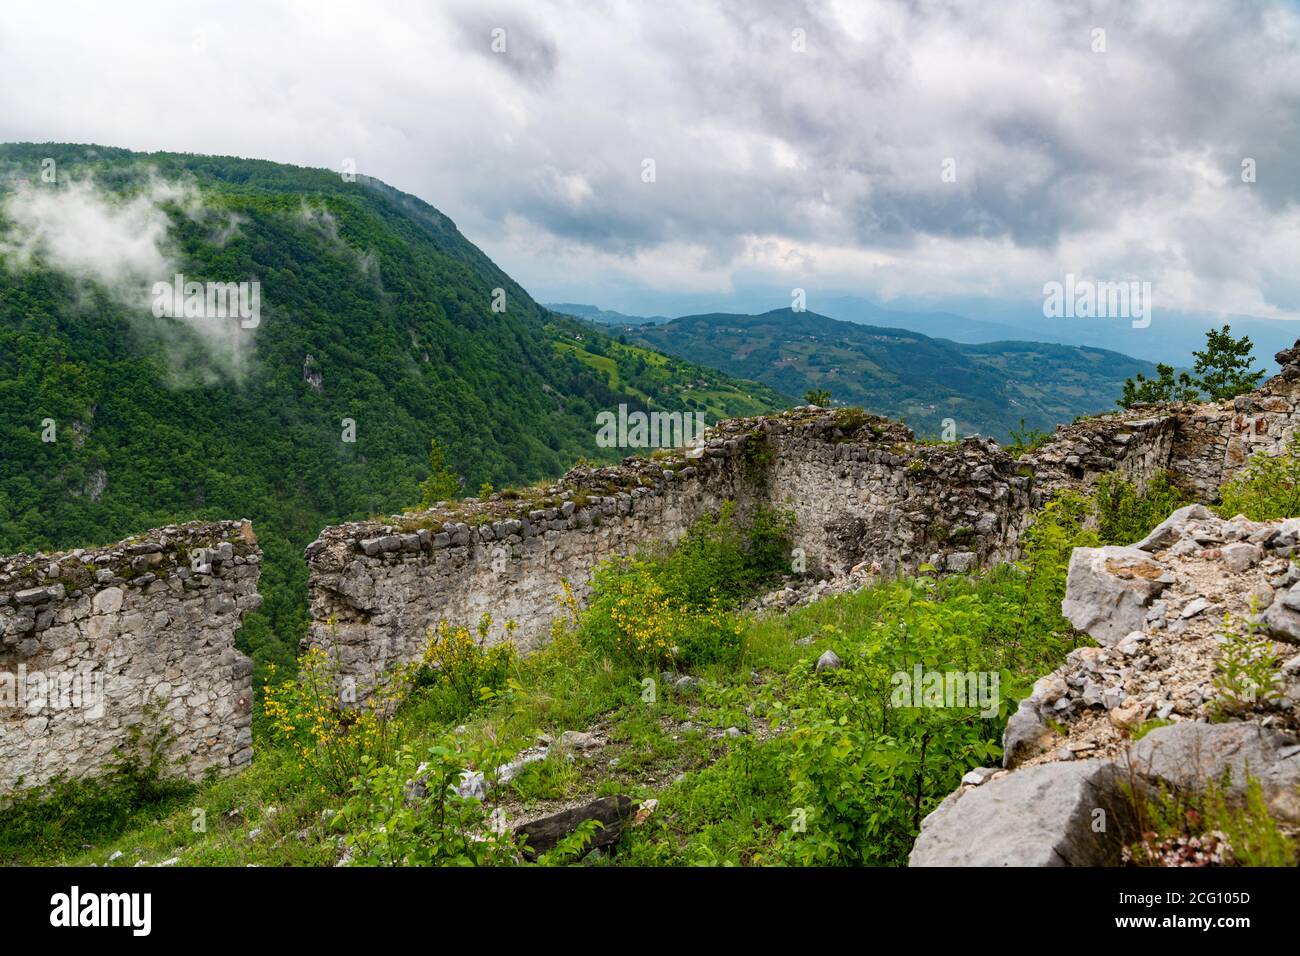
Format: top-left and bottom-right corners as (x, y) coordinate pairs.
(817, 295), (1298, 369)
(546, 303), (670, 326)
(553, 294), (1299, 369)
(624, 308), (1162, 442)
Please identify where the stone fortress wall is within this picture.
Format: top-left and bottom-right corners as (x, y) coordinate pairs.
(11, 343), (1300, 792)
(303, 342), (1300, 697)
(0, 520), (261, 795)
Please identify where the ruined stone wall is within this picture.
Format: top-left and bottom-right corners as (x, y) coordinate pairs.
(307, 410), (1047, 694)
(759, 416), (1034, 576)
(307, 344), (1300, 700)
(1024, 344), (1300, 503)
(304, 442), (757, 696)
(13, 346), (1299, 794)
(0, 520), (261, 796)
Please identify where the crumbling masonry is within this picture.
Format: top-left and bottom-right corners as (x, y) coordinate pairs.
(304, 344), (1300, 699)
(7, 343), (1300, 793)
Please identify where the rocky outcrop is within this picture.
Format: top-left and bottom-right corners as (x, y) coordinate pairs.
(1060, 546), (1174, 645)
(910, 759), (1134, 866)
(912, 506), (1300, 866)
(911, 722), (1300, 866)
(0, 520), (261, 795)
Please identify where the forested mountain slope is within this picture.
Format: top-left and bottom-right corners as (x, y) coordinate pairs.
(629, 308), (1160, 441)
(0, 143), (783, 673)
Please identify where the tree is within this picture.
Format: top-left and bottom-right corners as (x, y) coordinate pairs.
(417, 438), (461, 508)
(1117, 326), (1263, 408)
(1117, 363), (1200, 408)
(804, 388), (832, 406)
(1193, 325), (1265, 402)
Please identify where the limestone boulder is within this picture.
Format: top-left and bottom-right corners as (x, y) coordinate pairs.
(909, 760), (1132, 866)
(1133, 504), (1214, 552)
(1061, 546), (1171, 645)
(1128, 722), (1300, 824)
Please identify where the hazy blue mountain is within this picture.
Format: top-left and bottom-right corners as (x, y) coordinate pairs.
(628, 308), (1161, 442)
(546, 303), (669, 325)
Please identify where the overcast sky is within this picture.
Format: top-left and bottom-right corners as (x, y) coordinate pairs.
(2, 0), (1298, 321)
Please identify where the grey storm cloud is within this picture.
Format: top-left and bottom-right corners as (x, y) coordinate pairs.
(0, 0), (1297, 316)
(448, 3), (559, 85)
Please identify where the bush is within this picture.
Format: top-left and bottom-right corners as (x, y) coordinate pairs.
(1094, 471), (1189, 545)
(1006, 418), (1051, 457)
(411, 615), (517, 723)
(262, 647), (409, 795)
(1218, 435), (1300, 520)
(336, 740), (519, 866)
(1209, 613), (1282, 721)
(576, 503), (792, 669)
(578, 559), (744, 669)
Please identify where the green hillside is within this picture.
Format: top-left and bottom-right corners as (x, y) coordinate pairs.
(629, 309), (1161, 442)
(0, 143), (782, 675)
(547, 314), (789, 418)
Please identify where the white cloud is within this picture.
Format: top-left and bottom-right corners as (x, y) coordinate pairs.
(0, 0), (1296, 320)
(0, 174), (258, 384)
(0, 176), (188, 288)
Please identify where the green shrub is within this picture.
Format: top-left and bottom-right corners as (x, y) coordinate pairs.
(578, 557), (744, 669)
(1218, 435), (1300, 520)
(411, 614), (518, 723)
(576, 503), (792, 669)
(262, 646), (409, 795)
(1209, 613), (1282, 721)
(1094, 471), (1189, 545)
(1006, 418), (1052, 457)
(336, 740), (519, 866)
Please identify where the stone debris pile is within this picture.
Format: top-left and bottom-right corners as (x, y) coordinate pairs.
(912, 504), (1300, 866)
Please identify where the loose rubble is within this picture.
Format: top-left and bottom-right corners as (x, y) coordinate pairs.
(913, 506), (1300, 866)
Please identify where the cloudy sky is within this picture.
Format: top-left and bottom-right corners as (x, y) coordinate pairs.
(1, 0), (1298, 323)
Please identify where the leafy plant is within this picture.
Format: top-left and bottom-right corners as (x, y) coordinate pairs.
(337, 741), (519, 866)
(1218, 434), (1300, 520)
(1209, 613), (1282, 720)
(575, 503), (790, 669)
(416, 437), (462, 508)
(1094, 471), (1189, 545)
(262, 647), (409, 795)
(411, 615), (517, 723)
(1005, 418), (1051, 457)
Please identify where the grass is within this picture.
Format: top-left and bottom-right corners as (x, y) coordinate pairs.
(5, 475), (1262, 868)
(6, 585), (853, 867)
